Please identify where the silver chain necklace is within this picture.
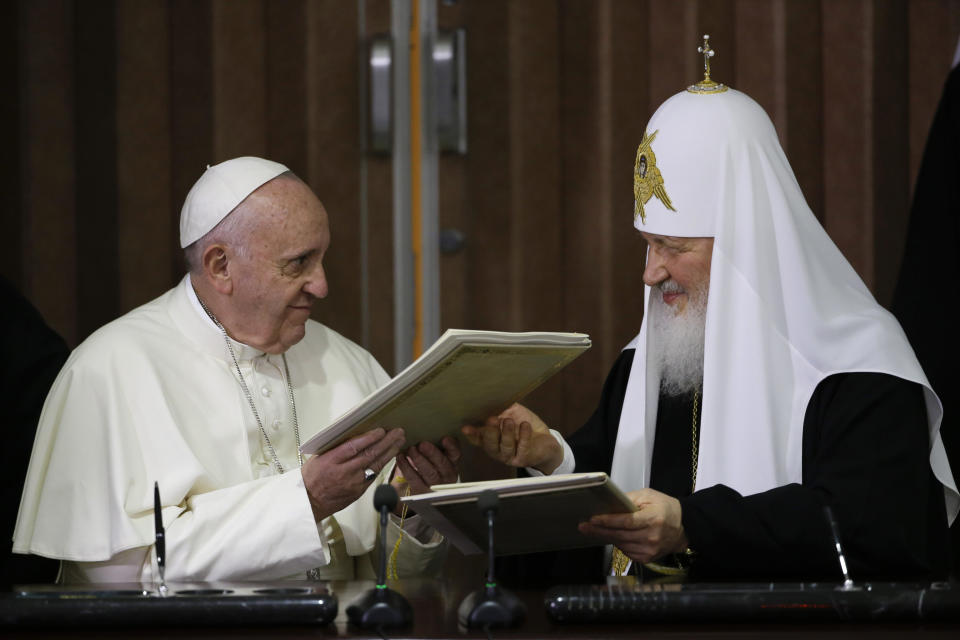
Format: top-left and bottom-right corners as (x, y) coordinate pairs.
(197, 296), (303, 473)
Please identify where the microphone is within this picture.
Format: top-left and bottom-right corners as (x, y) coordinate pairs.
(346, 484), (413, 629)
(153, 481), (168, 595)
(374, 485), (398, 585)
(823, 505), (858, 591)
(457, 490), (526, 629)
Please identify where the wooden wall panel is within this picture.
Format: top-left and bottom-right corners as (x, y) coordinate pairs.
(20, 0), (77, 346)
(75, 1), (119, 339)
(463, 0), (512, 337)
(437, 0), (468, 342)
(908, 1), (960, 194)
(784, 0), (823, 219)
(266, 0), (309, 177)
(594, 0), (616, 369)
(1, 1), (22, 286)
(509, 0), (561, 332)
(437, 2), (466, 340)
(169, 0), (213, 280)
(363, 0), (395, 373)
(607, 0), (650, 364)
(560, 0), (611, 430)
(306, 0), (363, 345)
(872, 0), (910, 307)
(212, 0), (267, 161)
(697, 0), (736, 86)
(116, 0), (173, 312)
(823, 0), (874, 291)
(734, 0), (782, 137)
(506, 0), (565, 424)
(648, 0), (698, 113)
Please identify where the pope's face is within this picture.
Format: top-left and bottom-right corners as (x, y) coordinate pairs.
(640, 232), (714, 314)
(226, 177), (330, 353)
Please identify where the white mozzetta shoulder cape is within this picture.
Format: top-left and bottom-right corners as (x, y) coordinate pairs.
(13, 277), (400, 580)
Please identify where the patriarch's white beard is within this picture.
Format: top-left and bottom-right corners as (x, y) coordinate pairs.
(648, 280), (707, 397)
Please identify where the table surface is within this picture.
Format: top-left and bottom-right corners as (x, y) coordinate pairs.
(4, 579), (960, 639)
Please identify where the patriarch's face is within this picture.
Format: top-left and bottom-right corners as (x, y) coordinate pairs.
(640, 232), (713, 314)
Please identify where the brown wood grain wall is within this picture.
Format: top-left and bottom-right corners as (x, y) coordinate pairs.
(5, 0), (960, 436)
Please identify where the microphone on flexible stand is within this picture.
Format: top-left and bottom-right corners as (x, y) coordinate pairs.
(458, 490), (526, 629)
(346, 484), (413, 629)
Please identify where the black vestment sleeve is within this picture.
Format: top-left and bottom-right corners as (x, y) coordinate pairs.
(680, 372), (949, 581)
(569, 349), (635, 475)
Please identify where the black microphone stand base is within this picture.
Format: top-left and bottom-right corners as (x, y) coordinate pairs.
(458, 585), (526, 629)
(346, 587), (413, 629)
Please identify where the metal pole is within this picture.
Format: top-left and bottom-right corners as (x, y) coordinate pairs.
(356, 0), (370, 350)
(390, 0), (414, 371)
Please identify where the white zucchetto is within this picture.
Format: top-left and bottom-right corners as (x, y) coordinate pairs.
(179, 156), (290, 248)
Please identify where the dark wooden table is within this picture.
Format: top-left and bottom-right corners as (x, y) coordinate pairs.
(3, 579), (959, 639)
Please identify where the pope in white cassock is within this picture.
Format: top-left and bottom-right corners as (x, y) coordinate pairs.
(13, 158), (460, 583)
(465, 51), (959, 582)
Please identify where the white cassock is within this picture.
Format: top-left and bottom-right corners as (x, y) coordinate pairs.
(13, 276), (445, 582)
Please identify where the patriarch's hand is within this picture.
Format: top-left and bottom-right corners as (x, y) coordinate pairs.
(578, 488), (688, 563)
(461, 403), (563, 475)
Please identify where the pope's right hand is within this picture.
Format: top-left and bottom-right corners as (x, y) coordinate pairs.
(461, 403), (563, 475)
(301, 427), (406, 522)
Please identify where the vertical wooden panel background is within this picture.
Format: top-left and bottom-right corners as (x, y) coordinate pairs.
(117, 0), (172, 315)
(18, 0), (77, 346)
(5, 0), (960, 461)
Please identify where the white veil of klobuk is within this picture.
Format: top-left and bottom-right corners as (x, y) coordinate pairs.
(609, 87), (959, 524)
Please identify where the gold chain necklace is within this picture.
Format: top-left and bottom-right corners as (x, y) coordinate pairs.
(690, 387), (699, 493)
(612, 387), (700, 577)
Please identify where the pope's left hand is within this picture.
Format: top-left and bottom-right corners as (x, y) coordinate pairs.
(392, 436), (462, 505)
(578, 488), (688, 563)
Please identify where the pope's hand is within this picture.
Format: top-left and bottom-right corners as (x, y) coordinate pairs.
(461, 403), (563, 474)
(301, 427), (406, 522)
(393, 436), (462, 498)
(578, 488), (688, 563)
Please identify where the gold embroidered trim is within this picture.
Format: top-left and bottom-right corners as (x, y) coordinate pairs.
(633, 130), (675, 224)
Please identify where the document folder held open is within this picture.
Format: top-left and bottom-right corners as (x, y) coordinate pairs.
(300, 329), (590, 456)
(400, 472), (636, 556)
